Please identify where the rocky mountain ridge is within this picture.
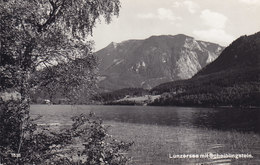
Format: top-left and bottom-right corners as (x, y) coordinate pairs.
(95, 34), (224, 91)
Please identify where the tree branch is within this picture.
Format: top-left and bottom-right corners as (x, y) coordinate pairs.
(37, 0), (64, 33)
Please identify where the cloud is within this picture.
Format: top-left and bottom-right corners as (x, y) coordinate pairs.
(173, 1), (181, 8)
(193, 9), (234, 45)
(183, 0), (200, 14)
(157, 8), (181, 21)
(137, 8), (182, 21)
(200, 9), (228, 29)
(193, 29), (235, 46)
(173, 0), (200, 14)
(239, 0), (260, 5)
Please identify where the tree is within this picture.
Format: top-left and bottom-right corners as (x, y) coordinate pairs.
(1, 0), (121, 101)
(1, 0), (132, 164)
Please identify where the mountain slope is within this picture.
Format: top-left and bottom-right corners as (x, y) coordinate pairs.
(150, 32), (260, 107)
(96, 34), (224, 91)
(196, 32), (260, 76)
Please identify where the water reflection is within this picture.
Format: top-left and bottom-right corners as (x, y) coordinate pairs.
(192, 108), (260, 133)
(31, 105), (260, 133)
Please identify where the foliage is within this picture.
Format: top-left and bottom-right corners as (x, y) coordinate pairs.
(105, 100), (143, 106)
(0, 0), (121, 101)
(0, 0), (133, 164)
(94, 88), (149, 103)
(30, 56), (99, 104)
(0, 100), (132, 165)
(67, 113), (133, 165)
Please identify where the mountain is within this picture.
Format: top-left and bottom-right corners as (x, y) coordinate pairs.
(95, 34), (224, 91)
(196, 32), (260, 76)
(150, 32), (260, 107)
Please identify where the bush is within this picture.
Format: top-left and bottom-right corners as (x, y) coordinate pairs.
(0, 100), (133, 165)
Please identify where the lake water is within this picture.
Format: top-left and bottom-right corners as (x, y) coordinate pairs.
(31, 105), (260, 133)
(30, 105), (260, 165)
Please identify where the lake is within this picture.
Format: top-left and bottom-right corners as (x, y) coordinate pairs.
(30, 105), (260, 165)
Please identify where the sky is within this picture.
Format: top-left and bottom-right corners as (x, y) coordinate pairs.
(91, 0), (260, 51)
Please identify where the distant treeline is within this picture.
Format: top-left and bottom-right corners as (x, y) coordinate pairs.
(92, 88), (149, 102)
(105, 100), (143, 106)
(149, 67), (260, 107)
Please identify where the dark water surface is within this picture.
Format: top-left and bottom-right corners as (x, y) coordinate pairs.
(30, 105), (260, 165)
(30, 105), (260, 133)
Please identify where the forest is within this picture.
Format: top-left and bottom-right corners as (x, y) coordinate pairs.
(150, 67), (260, 107)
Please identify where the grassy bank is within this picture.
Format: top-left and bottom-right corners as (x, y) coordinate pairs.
(105, 121), (260, 165)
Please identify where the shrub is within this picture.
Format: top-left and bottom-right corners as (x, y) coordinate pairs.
(0, 100), (133, 165)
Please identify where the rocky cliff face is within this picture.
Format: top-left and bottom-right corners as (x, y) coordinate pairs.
(95, 34), (224, 91)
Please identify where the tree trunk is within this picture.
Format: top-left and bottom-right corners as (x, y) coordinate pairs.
(17, 38), (36, 155)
